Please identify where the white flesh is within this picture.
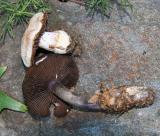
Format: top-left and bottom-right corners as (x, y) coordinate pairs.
(39, 31), (71, 54)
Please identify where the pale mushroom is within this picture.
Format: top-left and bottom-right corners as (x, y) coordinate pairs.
(21, 12), (72, 67)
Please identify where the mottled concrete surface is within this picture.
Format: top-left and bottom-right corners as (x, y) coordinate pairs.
(0, 0), (160, 135)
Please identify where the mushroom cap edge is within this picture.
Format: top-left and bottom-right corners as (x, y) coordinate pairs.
(21, 12), (47, 67)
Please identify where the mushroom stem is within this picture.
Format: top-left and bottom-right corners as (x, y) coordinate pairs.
(39, 31), (71, 54)
(54, 87), (103, 111)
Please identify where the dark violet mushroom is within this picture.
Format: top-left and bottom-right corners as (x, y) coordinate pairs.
(22, 54), (78, 117)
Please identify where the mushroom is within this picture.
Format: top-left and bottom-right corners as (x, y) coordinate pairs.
(21, 12), (73, 68)
(22, 54), (78, 117)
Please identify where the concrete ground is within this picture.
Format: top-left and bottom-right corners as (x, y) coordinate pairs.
(0, 0), (160, 135)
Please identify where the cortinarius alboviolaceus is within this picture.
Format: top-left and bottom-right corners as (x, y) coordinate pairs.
(21, 12), (73, 68)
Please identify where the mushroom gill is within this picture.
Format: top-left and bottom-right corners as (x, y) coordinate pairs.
(22, 54), (78, 117)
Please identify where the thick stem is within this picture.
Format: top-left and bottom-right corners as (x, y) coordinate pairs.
(39, 31), (71, 54)
(53, 86), (103, 111)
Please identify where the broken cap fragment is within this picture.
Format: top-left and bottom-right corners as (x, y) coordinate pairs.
(54, 101), (71, 118)
(21, 12), (72, 67)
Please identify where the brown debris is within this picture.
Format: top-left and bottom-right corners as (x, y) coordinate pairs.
(89, 86), (155, 112)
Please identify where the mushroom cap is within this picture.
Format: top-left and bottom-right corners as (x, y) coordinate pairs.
(22, 54), (79, 117)
(21, 12), (47, 67)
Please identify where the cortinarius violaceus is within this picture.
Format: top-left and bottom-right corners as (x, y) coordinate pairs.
(22, 54), (78, 117)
